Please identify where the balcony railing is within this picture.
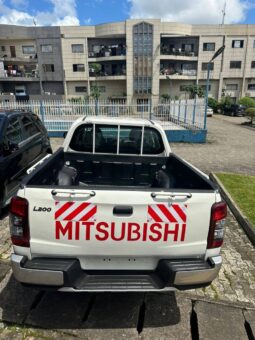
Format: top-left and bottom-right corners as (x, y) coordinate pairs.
(160, 68), (197, 76)
(89, 70), (126, 77)
(0, 70), (39, 79)
(161, 48), (198, 57)
(88, 45), (126, 58)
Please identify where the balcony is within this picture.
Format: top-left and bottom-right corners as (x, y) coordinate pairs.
(0, 61), (39, 81)
(89, 61), (126, 80)
(88, 43), (126, 60)
(160, 62), (197, 79)
(160, 36), (199, 60)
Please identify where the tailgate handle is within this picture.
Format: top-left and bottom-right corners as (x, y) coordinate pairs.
(151, 192), (192, 199)
(51, 189), (96, 197)
(113, 206), (133, 216)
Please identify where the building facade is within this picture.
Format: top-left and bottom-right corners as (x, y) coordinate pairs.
(0, 20), (255, 103)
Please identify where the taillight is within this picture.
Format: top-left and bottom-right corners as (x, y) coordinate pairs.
(9, 196), (30, 247)
(207, 201), (227, 249)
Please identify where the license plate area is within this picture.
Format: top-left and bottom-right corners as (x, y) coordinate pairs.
(79, 256), (158, 270)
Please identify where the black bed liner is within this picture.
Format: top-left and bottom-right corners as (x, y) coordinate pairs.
(22, 148), (215, 191)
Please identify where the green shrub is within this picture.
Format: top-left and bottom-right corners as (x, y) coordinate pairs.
(219, 96), (232, 112)
(208, 97), (219, 112)
(245, 107), (255, 125)
(239, 97), (255, 108)
(161, 93), (170, 101)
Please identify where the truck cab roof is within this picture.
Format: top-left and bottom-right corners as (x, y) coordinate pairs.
(83, 116), (158, 127)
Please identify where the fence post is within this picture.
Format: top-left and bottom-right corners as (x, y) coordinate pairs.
(192, 96), (197, 125)
(184, 98), (188, 124)
(149, 98), (152, 120)
(178, 99), (181, 122)
(95, 99), (98, 116)
(39, 100), (45, 125)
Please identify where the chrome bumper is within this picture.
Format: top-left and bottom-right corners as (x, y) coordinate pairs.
(11, 254), (222, 290)
(174, 255), (222, 286)
(11, 254), (64, 286)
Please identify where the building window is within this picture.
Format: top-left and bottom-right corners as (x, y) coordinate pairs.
(226, 84), (238, 90)
(73, 64), (85, 72)
(42, 64), (55, 72)
(41, 44), (53, 53)
(133, 22), (153, 95)
(253, 40), (255, 48)
(202, 62), (214, 71)
(75, 86), (87, 93)
(72, 44), (84, 53)
(200, 84), (212, 91)
(232, 40), (244, 48)
(1, 46), (5, 52)
(230, 61), (242, 69)
(22, 45), (35, 54)
(251, 61), (255, 68)
(248, 84), (255, 91)
(203, 43), (215, 51)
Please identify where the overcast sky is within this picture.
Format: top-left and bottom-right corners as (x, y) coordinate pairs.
(0, 0), (254, 26)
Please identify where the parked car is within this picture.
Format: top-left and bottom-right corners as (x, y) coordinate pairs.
(223, 104), (245, 117)
(207, 107), (214, 117)
(10, 116), (226, 291)
(0, 110), (52, 210)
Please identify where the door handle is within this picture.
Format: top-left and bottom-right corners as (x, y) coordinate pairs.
(151, 192), (192, 199)
(51, 189), (96, 198)
(113, 206), (133, 216)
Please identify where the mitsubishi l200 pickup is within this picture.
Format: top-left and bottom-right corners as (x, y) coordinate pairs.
(9, 117), (226, 291)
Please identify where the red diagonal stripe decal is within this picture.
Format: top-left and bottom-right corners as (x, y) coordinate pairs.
(172, 204), (187, 223)
(80, 205), (97, 221)
(55, 202), (74, 220)
(148, 206), (163, 222)
(63, 202), (91, 221)
(157, 204), (177, 223)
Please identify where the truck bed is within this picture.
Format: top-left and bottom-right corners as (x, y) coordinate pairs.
(24, 148), (214, 191)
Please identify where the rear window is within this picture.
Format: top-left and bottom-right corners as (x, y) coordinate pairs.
(69, 124), (93, 152)
(143, 127), (164, 154)
(119, 126), (142, 154)
(69, 123), (165, 155)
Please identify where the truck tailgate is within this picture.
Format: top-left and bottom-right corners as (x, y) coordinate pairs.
(26, 188), (216, 270)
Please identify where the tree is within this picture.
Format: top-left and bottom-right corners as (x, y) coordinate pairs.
(89, 63), (102, 114)
(239, 97), (255, 108)
(219, 96), (232, 113)
(245, 107), (255, 125)
(184, 85), (204, 99)
(208, 97), (219, 112)
(90, 62), (102, 100)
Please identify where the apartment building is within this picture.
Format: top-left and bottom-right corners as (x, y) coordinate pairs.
(0, 19), (255, 103)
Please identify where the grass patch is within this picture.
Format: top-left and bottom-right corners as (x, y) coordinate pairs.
(216, 173), (255, 227)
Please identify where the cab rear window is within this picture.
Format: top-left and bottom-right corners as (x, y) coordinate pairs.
(69, 124), (164, 155)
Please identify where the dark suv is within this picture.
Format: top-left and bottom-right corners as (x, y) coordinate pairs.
(0, 110), (52, 210)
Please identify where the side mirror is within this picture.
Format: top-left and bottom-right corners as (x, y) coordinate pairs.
(3, 141), (19, 155)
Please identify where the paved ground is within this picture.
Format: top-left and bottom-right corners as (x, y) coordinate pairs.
(0, 114), (254, 339)
(171, 115), (255, 176)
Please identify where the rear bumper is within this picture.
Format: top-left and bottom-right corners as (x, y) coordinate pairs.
(11, 254), (222, 291)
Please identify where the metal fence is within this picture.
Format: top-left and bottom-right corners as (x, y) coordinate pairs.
(0, 98), (206, 132)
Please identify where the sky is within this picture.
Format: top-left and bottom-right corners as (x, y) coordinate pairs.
(0, 0), (254, 26)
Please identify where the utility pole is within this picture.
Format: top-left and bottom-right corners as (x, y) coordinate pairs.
(204, 45), (225, 129)
(222, 1), (226, 25)
(33, 18), (44, 96)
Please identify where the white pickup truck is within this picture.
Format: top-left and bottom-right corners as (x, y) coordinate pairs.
(9, 117), (226, 291)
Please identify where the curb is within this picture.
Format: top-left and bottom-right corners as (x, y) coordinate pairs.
(209, 172), (255, 247)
